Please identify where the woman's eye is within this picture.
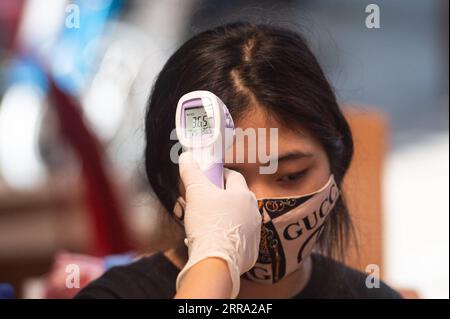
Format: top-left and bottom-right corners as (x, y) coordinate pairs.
(277, 170), (308, 183)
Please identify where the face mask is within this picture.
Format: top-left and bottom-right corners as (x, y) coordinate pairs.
(173, 175), (339, 284)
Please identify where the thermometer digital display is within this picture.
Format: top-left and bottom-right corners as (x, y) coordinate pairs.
(185, 106), (212, 138)
(176, 91), (235, 188)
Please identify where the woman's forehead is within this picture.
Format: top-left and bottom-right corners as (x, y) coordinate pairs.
(233, 104), (320, 153)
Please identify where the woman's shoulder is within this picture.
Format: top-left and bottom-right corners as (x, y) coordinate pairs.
(296, 253), (402, 299)
(75, 251), (402, 299)
(74, 251), (179, 299)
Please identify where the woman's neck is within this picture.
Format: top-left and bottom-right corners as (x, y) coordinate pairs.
(164, 246), (313, 299)
(237, 256), (312, 299)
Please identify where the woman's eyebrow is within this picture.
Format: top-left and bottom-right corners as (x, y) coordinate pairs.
(276, 151), (314, 163)
(226, 151), (313, 167)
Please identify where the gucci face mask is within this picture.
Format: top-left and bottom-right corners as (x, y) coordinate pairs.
(173, 175), (339, 284)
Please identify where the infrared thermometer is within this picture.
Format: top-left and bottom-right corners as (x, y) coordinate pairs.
(175, 91), (235, 188)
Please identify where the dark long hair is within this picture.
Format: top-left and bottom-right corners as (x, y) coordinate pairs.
(145, 22), (355, 261)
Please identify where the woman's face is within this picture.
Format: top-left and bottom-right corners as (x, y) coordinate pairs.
(224, 105), (331, 198)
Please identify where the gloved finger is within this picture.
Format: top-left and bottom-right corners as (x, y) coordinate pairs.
(179, 151), (213, 189)
(224, 168), (248, 191)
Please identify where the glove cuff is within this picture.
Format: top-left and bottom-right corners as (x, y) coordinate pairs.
(176, 237), (241, 299)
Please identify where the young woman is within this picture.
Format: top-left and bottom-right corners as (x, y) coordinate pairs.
(76, 22), (401, 299)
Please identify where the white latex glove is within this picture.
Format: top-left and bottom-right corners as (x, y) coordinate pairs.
(175, 151), (262, 299)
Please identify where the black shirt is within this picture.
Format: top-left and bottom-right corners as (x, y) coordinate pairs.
(75, 252), (402, 299)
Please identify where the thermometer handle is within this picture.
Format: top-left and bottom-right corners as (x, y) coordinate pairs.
(203, 162), (224, 189)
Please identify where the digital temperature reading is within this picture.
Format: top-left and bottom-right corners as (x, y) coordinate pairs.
(185, 107), (212, 137)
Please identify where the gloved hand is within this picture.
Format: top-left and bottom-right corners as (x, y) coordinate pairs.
(175, 151), (262, 299)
